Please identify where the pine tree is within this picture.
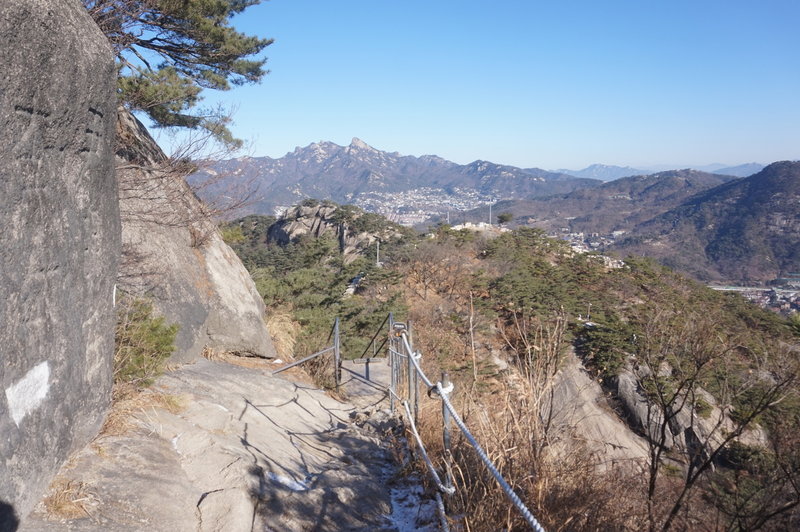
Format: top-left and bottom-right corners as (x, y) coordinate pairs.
(84, 0), (272, 147)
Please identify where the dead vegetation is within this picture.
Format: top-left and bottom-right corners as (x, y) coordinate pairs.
(42, 478), (97, 520)
(387, 230), (800, 530)
(223, 207), (800, 529)
(100, 389), (188, 437)
(266, 310), (301, 360)
(406, 305), (647, 530)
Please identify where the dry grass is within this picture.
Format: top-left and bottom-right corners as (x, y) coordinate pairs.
(408, 378), (647, 531)
(260, 338), (347, 399)
(396, 310), (652, 531)
(100, 387), (188, 437)
(201, 345), (226, 361)
(304, 351), (349, 400)
(202, 346), (275, 371)
(459, 396), (644, 530)
(149, 391), (188, 413)
(42, 477), (97, 520)
(266, 311), (301, 360)
(396, 264), (651, 528)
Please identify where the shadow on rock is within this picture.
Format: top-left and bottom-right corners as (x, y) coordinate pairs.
(246, 412), (400, 531)
(0, 501), (19, 532)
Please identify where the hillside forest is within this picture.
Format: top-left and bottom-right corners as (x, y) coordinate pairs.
(222, 200), (800, 531)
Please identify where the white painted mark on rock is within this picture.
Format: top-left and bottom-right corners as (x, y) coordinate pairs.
(5, 361), (50, 426)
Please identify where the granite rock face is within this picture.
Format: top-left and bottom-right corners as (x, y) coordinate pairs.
(546, 350), (649, 467)
(0, 0), (119, 521)
(116, 110), (276, 363)
(268, 203), (403, 264)
(614, 367), (768, 459)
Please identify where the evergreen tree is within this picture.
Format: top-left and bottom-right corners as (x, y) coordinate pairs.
(497, 212), (513, 225)
(84, 0), (272, 146)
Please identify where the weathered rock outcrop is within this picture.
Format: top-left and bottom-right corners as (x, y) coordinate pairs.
(268, 203), (403, 263)
(0, 0), (119, 521)
(614, 366), (768, 459)
(21, 359), (435, 531)
(116, 110), (276, 363)
(546, 351), (649, 467)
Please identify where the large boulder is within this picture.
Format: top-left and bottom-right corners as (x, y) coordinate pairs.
(614, 366), (769, 463)
(546, 350), (649, 467)
(615, 368), (675, 448)
(116, 110), (276, 363)
(268, 202), (403, 264)
(0, 0), (119, 522)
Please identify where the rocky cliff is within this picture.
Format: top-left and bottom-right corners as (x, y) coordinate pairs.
(115, 110), (276, 362)
(0, 0), (119, 522)
(268, 202), (404, 263)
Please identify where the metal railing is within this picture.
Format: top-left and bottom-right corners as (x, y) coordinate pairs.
(383, 315), (546, 532)
(273, 313), (545, 531)
(352, 312), (391, 382)
(272, 317), (341, 391)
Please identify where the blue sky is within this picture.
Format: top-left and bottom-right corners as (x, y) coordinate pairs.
(167, 0), (800, 169)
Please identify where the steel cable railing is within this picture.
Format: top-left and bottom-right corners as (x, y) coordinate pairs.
(285, 315), (547, 531)
(402, 401), (453, 531)
(436, 382), (545, 532)
(402, 401), (456, 496)
(390, 321), (547, 532)
(272, 318), (341, 391)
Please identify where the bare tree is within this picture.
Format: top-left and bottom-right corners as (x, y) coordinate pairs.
(116, 107), (259, 247)
(631, 309), (799, 531)
(497, 309), (568, 461)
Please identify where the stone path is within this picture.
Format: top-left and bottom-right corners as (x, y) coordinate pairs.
(339, 357), (391, 408)
(21, 357), (436, 531)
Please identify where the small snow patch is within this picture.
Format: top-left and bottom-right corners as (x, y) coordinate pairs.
(171, 435), (181, 454)
(386, 475), (438, 531)
(268, 472), (309, 492)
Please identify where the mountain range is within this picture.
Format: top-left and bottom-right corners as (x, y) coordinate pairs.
(192, 139), (794, 284)
(430, 161), (800, 283)
(444, 169), (738, 234)
(554, 164), (646, 181)
(193, 138), (601, 216)
(194, 138), (766, 221)
(554, 162), (764, 181)
(611, 161), (800, 283)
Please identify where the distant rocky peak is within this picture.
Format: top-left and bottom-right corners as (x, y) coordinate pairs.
(419, 154), (449, 165)
(556, 164), (645, 181)
(468, 160), (492, 171)
(348, 137), (375, 152)
(292, 140), (339, 157)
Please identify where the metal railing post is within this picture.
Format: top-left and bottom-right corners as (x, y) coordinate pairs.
(407, 321), (419, 422)
(385, 318), (546, 531)
(407, 343), (416, 423)
(389, 314), (396, 414)
(271, 346), (335, 375)
(333, 317), (341, 392)
(414, 356), (419, 423)
(441, 371), (455, 496)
